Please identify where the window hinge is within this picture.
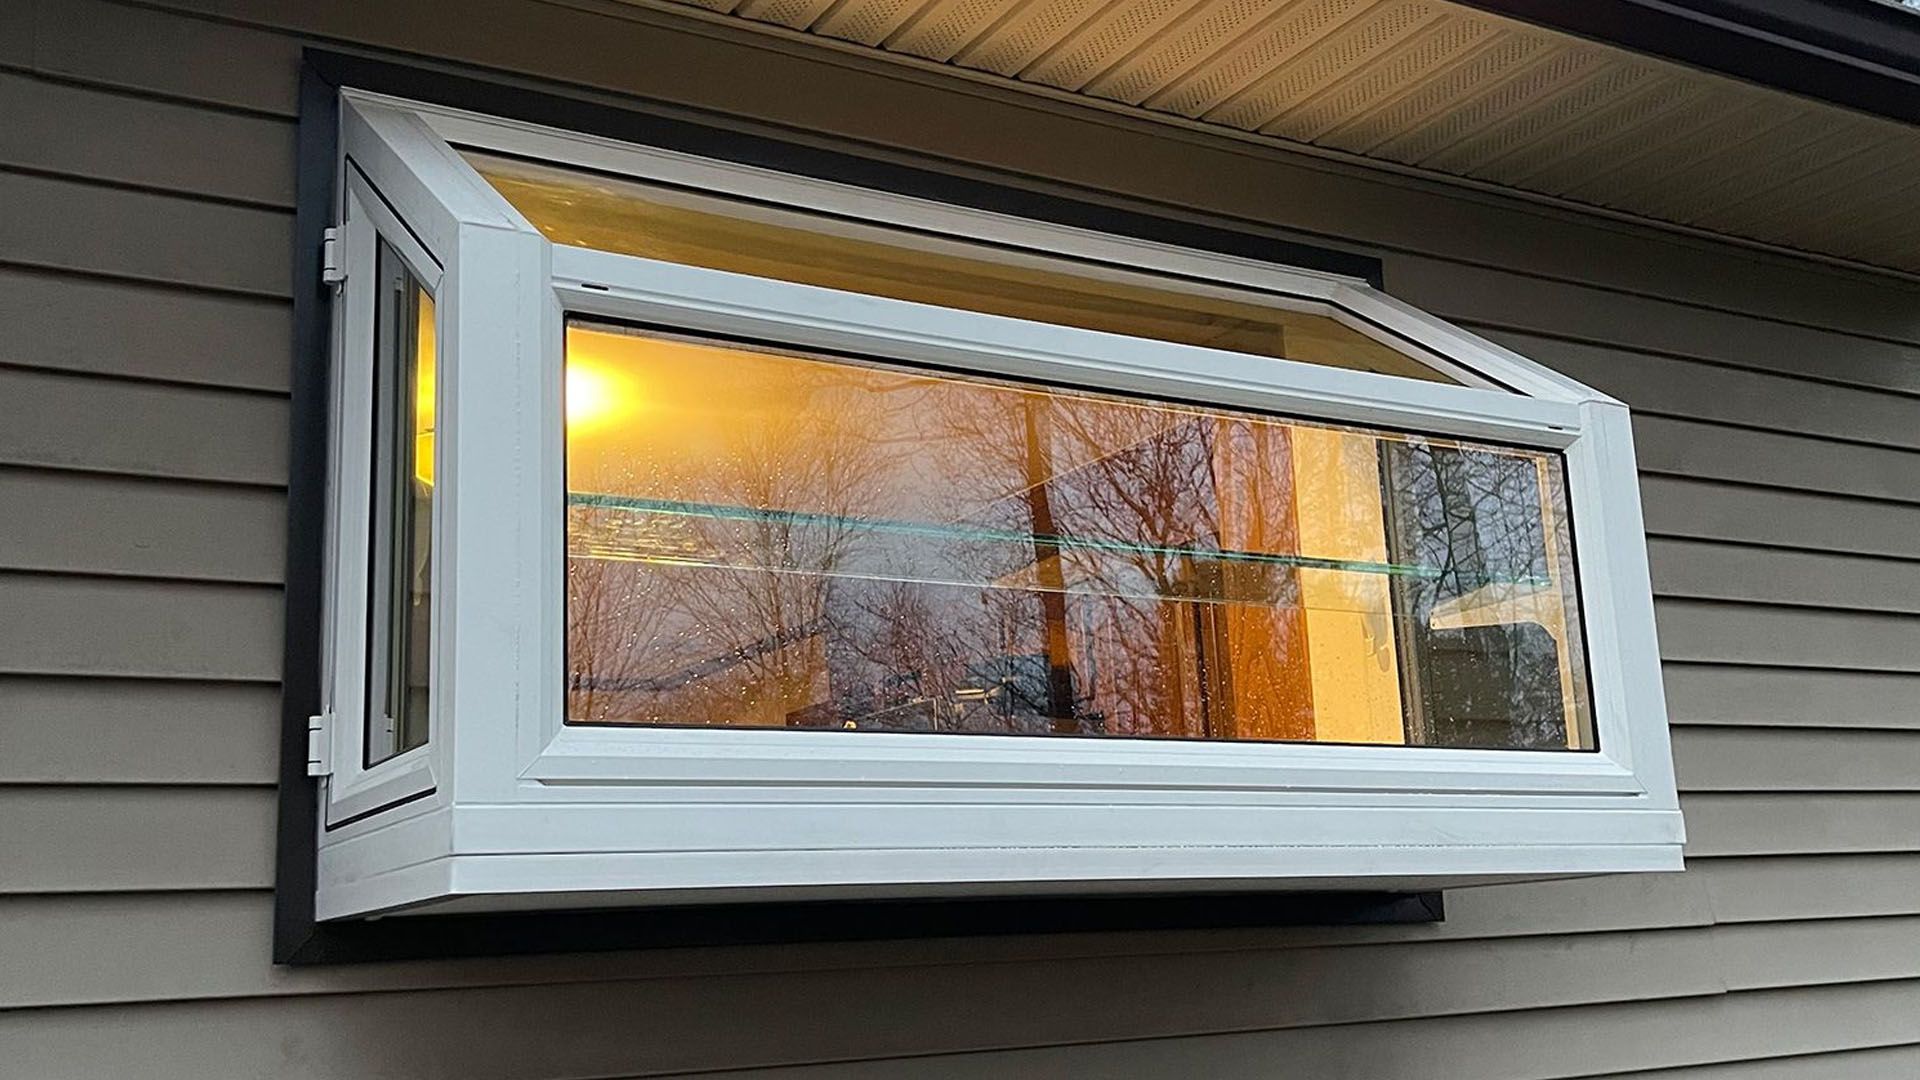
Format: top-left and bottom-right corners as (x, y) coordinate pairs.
(321, 227), (346, 287)
(306, 712), (334, 777)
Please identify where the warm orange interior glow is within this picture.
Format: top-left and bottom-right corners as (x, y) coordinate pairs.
(414, 290), (437, 486)
(467, 151), (1458, 385)
(564, 353), (642, 434)
(561, 322), (1592, 749)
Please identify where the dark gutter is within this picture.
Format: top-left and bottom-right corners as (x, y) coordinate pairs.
(1455, 0), (1920, 127)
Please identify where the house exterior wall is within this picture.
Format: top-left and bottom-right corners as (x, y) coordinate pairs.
(3, 0), (1919, 1075)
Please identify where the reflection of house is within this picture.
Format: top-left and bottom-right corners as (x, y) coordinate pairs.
(1382, 441), (1579, 749)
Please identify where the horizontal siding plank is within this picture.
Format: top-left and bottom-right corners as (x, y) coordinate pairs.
(14, 0), (300, 116)
(0, 574), (281, 681)
(1488, 328), (1920, 450)
(1683, 793), (1920, 857)
(1572, 1043), (1920, 1079)
(0, 71), (293, 205)
(0, 871), (1708, 1007)
(1640, 477), (1920, 560)
(1672, 728), (1920, 792)
(0, 880), (1712, 1009)
(1662, 664), (1920, 730)
(1424, 871), (1710, 942)
(0, 368), (287, 486)
(1655, 601), (1920, 672)
(1634, 416), (1920, 503)
(0, 470), (285, 583)
(0, 920), (1728, 1073)
(0, 265), (291, 391)
(0, 892), (659, 1006)
(1403, 258), (1920, 396)
(1714, 917), (1920, 992)
(0, 678), (279, 784)
(8, 978), (1919, 1080)
(1648, 539), (1920, 614)
(0, 0), (30, 68)
(687, 982), (1920, 1080)
(0, 169), (289, 296)
(0, 786), (274, 893)
(1695, 855), (1920, 923)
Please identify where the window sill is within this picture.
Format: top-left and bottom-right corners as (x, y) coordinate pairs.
(314, 798), (1683, 920)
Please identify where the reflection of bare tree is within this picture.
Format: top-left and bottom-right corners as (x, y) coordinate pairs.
(565, 514), (672, 723)
(567, 362), (908, 726)
(922, 382), (1322, 741)
(563, 336), (1586, 751)
(1383, 441), (1585, 749)
(1031, 407), (1220, 738)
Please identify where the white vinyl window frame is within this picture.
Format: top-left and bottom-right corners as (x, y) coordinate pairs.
(314, 90), (1683, 921)
(319, 168), (443, 827)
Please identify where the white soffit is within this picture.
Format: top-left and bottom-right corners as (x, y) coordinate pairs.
(627, 0), (1920, 274)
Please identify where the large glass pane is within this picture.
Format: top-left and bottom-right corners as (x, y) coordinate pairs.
(564, 319), (1592, 749)
(365, 242), (434, 765)
(465, 152), (1456, 384)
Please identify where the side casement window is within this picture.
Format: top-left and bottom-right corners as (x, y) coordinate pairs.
(309, 92), (1681, 921)
(365, 241), (434, 767)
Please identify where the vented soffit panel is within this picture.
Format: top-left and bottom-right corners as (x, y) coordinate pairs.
(603, 0), (1920, 276)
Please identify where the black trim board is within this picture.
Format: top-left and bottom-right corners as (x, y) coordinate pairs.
(274, 48), (1415, 965)
(291, 893), (1445, 966)
(1455, 0), (1920, 127)
(274, 61), (340, 966)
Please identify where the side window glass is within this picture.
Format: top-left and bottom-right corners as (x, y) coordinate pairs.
(365, 239), (435, 765)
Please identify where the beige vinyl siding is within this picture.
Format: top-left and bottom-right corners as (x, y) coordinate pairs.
(2, 0), (1918, 1075)
(0, 266), (294, 391)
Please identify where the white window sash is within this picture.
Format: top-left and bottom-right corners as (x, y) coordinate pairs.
(318, 170), (442, 826)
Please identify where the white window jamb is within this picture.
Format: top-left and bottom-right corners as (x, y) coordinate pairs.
(320, 167), (443, 825)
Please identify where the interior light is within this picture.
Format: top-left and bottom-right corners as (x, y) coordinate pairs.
(414, 294), (437, 487)
(566, 356), (640, 432)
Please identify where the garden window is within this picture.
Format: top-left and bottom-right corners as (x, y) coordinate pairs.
(311, 91), (1682, 920)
